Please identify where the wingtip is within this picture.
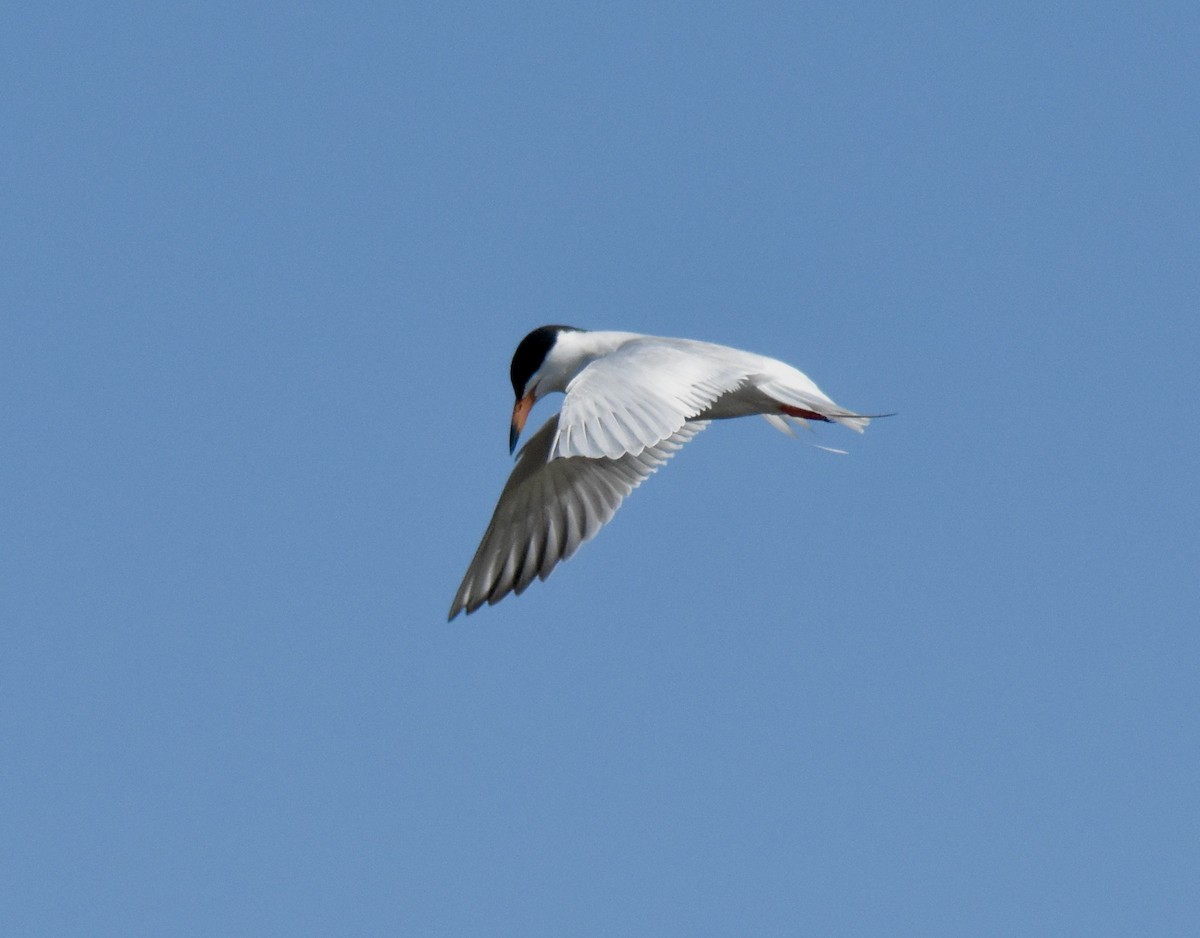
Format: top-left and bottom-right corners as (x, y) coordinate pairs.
(448, 593), (481, 621)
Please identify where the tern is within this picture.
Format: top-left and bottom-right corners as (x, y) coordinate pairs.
(448, 326), (879, 620)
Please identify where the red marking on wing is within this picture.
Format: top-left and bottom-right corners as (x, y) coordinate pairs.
(779, 403), (831, 423)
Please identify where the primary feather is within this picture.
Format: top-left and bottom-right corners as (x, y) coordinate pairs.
(448, 414), (708, 619)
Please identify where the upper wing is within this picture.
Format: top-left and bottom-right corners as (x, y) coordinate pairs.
(448, 413), (709, 620)
(551, 338), (752, 460)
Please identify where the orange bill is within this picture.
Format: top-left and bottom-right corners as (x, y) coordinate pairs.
(509, 392), (535, 453)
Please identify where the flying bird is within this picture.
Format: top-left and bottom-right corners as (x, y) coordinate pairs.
(448, 326), (879, 620)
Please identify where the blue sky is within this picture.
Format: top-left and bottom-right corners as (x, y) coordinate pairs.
(3, 2), (1198, 935)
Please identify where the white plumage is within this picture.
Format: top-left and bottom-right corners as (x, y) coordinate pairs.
(448, 328), (877, 620)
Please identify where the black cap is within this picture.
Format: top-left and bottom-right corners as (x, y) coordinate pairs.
(509, 325), (582, 397)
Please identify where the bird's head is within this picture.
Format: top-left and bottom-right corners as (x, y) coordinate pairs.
(508, 325), (583, 453)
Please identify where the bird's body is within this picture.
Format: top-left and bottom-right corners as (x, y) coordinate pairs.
(448, 327), (877, 620)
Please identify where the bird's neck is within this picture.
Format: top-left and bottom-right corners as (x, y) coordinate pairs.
(537, 330), (641, 395)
